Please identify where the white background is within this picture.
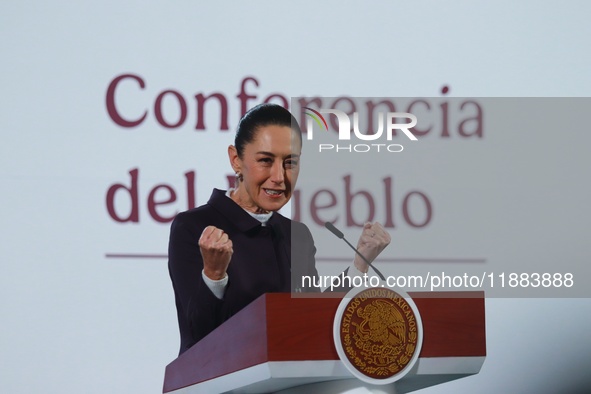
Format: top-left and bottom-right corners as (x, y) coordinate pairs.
(1, 1), (590, 393)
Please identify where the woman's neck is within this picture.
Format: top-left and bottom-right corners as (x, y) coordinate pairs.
(228, 187), (270, 214)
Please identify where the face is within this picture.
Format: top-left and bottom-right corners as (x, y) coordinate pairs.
(228, 125), (301, 213)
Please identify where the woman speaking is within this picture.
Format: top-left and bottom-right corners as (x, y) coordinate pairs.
(168, 104), (390, 355)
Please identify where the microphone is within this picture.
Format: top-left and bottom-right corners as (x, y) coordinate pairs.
(324, 222), (386, 281)
(324, 222), (344, 239)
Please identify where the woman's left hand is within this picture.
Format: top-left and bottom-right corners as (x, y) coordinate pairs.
(354, 222), (391, 273)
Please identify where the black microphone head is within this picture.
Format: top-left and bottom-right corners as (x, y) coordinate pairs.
(324, 222), (344, 239)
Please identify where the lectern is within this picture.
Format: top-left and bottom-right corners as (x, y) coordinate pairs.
(163, 291), (485, 393)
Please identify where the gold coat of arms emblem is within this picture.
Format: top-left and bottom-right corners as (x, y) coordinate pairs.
(334, 287), (423, 383)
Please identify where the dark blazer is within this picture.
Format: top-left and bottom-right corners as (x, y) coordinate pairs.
(168, 189), (319, 355)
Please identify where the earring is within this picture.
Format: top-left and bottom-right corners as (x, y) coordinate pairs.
(235, 172), (243, 182)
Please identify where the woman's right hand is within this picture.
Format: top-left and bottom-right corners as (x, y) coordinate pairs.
(199, 226), (233, 280)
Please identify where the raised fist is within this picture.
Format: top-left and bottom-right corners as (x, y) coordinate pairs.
(199, 226), (233, 280)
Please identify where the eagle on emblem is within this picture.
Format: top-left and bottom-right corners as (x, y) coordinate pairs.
(355, 299), (406, 346)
